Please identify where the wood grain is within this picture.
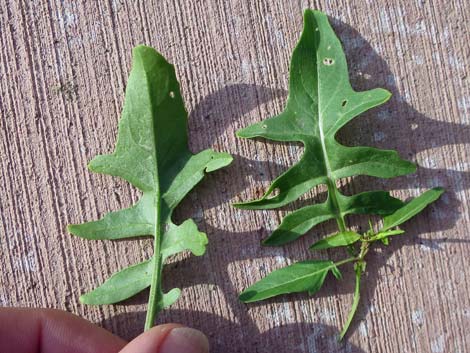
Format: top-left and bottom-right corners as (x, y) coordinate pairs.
(1, 0), (469, 352)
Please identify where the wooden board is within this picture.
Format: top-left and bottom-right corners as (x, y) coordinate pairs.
(1, 0), (469, 352)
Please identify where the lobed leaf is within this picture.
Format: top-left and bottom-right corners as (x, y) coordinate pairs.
(235, 10), (414, 246)
(236, 10), (415, 212)
(239, 260), (341, 303)
(69, 46), (232, 325)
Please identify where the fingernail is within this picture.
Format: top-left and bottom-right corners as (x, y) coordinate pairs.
(159, 327), (209, 353)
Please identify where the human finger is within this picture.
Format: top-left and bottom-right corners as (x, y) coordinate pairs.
(0, 307), (126, 353)
(120, 324), (209, 353)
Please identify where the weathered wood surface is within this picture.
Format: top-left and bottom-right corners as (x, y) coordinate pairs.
(1, 0), (469, 352)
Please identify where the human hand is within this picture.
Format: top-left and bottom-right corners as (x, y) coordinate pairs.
(0, 308), (209, 353)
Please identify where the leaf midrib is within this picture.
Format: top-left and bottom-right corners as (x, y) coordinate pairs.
(317, 64), (341, 180)
(136, 49), (165, 329)
(136, 51), (162, 236)
(314, 30), (345, 228)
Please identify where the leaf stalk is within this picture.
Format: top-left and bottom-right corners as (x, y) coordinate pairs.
(326, 179), (347, 232)
(145, 190), (163, 330)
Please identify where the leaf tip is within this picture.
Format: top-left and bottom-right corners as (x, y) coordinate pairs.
(132, 44), (159, 59)
(231, 201), (255, 210)
(231, 201), (243, 209)
(87, 155), (103, 172)
(309, 243), (321, 250)
(303, 8), (323, 19)
(67, 224), (78, 235)
(79, 294), (91, 305)
(261, 237), (279, 247)
(79, 293), (100, 305)
(397, 159), (417, 176)
(232, 194), (272, 210)
(236, 121), (267, 139)
(432, 186), (445, 195)
(239, 290), (256, 303)
(235, 127), (250, 139)
(260, 239), (271, 246)
(205, 151), (233, 172)
(379, 87), (392, 102)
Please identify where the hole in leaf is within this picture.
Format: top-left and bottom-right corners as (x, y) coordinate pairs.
(262, 124), (268, 129)
(169, 91), (175, 98)
(341, 100), (347, 107)
(323, 58), (334, 65)
(268, 188), (280, 199)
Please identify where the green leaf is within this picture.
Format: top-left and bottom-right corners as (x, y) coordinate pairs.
(161, 219), (208, 260)
(161, 288), (181, 309)
(235, 9), (414, 239)
(239, 260), (340, 303)
(68, 45), (232, 329)
(263, 191), (403, 246)
(310, 231), (361, 250)
(368, 229), (405, 243)
(382, 187), (444, 231)
(68, 194), (154, 240)
(80, 260), (152, 305)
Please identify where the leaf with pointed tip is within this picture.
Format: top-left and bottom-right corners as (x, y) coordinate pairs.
(68, 46), (232, 326)
(382, 188), (444, 231)
(239, 260), (340, 303)
(68, 194), (154, 240)
(80, 260), (152, 305)
(235, 10), (415, 215)
(263, 191), (404, 246)
(235, 9), (414, 254)
(368, 229), (405, 243)
(310, 231), (361, 250)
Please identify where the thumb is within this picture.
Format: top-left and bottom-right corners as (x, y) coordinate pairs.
(119, 324), (209, 353)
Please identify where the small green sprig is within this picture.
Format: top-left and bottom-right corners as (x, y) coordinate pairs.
(236, 9), (444, 339)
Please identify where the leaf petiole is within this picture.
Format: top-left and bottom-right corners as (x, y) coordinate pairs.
(334, 257), (359, 267)
(145, 255), (163, 330)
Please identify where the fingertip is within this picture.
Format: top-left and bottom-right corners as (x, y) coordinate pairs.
(160, 327), (209, 353)
(120, 324), (209, 353)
